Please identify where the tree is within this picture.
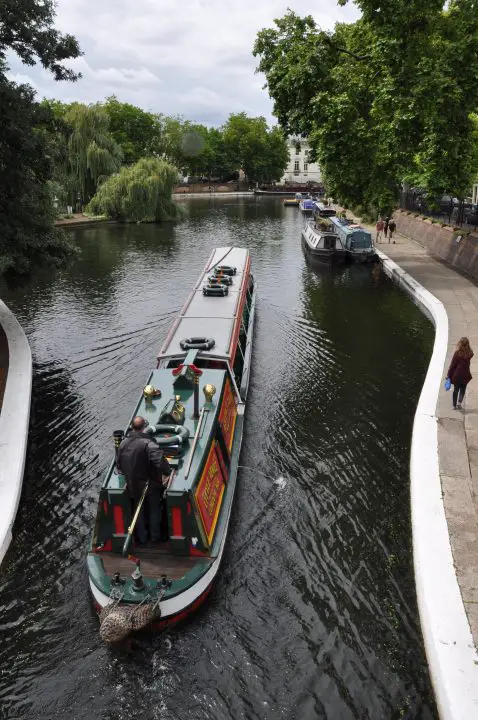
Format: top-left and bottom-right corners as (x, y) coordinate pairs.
(0, 1), (81, 275)
(87, 157), (179, 223)
(63, 103), (123, 205)
(0, 0), (81, 80)
(222, 113), (289, 184)
(0, 72), (75, 274)
(103, 96), (162, 165)
(254, 3), (478, 213)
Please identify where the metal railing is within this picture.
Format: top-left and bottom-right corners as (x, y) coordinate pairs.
(400, 190), (478, 230)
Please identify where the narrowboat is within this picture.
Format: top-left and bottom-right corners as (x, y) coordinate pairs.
(88, 247), (256, 643)
(301, 221), (346, 264)
(328, 216), (376, 263)
(314, 202), (336, 218)
(283, 198), (300, 207)
(299, 198), (316, 214)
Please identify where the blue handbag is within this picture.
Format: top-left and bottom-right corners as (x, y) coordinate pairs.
(445, 377), (451, 391)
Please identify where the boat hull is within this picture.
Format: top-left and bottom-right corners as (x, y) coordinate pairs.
(346, 250), (378, 263)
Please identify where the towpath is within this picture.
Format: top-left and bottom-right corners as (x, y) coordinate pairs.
(343, 209), (478, 650)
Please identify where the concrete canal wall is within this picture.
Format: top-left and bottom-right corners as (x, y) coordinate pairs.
(0, 301), (32, 565)
(395, 210), (478, 281)
(335, 199), (478, 717)
(378, 248), (478, 720)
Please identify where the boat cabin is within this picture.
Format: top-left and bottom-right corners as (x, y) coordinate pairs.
(315, 202), (336, 218)
(328, 216), (374, 256)
(301, 223), (346, 264)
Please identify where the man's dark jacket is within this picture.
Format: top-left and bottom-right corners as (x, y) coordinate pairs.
(116, 431), (171, 498)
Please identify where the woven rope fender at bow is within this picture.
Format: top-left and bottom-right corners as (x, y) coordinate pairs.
(99, 595), (162, 644)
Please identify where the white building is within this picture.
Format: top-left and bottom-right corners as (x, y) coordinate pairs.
(281, 137), (322, 185)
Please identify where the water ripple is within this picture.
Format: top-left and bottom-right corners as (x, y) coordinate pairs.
(0, 198), (436, 720)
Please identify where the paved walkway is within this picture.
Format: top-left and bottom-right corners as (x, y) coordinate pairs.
(348, 212), (478, 647)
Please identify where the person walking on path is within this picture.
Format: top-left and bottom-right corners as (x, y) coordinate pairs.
(388, 218), (396, 243)
(375, 218), (384, 243)
(117, 416), (172, 544)
(383, 216), (390, 240)
(446, 337), (474, 410)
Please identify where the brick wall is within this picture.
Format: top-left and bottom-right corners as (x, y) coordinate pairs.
(395, 210), (478, 280)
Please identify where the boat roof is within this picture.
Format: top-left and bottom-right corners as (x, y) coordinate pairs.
(158, 246), (251, 361)
(329, 217), (371, 236)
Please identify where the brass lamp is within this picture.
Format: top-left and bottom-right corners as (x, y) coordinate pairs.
(203, 383), (216, 403)
(143, 384), (157, 401)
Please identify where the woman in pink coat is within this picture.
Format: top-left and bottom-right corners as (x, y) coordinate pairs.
(447, 337), (474, 409)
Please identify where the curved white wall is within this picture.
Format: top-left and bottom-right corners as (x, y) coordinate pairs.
(0, 300), (31, 565)
(377, 250), (478, 719)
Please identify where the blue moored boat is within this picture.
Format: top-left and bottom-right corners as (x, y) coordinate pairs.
(299, 198), (315, 214)
(328, 216), (376, 263)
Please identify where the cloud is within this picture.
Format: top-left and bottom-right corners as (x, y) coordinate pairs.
(6, 0), (360, 126)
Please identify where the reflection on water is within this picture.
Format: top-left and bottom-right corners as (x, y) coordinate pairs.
(0, 197), (436, 719)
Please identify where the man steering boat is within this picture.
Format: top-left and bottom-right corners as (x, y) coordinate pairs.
(116, 416), (172, 545)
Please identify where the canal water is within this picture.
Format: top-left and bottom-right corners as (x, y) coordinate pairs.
(0, 197), (436, 720)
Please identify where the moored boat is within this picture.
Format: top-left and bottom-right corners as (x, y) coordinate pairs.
(314, 202), (336, 218)
(283, 198), (300, 206)
(328, 216), (376, 263)
(254, 188), (295, 196)
(87, 247), (256, 642)
(301, 221), (346, 264)
(299, 198), (316, 214)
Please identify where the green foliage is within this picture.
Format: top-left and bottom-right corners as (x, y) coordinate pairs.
(222, 113), (289, 183)
(0, 0), (81, 81)
(63, 103), (123, 204)
(254, 3), (478, 211)
(0, 70), (76, 274)
(103, 96), (162, 164)
(87, 157), (179, 222)
(0, 0), (80, 275)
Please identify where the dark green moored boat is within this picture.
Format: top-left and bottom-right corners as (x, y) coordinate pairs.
(88, 247), (256, 643)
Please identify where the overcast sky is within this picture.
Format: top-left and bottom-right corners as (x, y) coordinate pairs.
(7, 0), (359, 127)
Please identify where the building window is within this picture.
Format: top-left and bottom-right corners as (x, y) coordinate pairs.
(294, 160), (300, 173)
(295, 145), (300, 155)
(305, 150), (309, 157)
(304, 162), (308, 172)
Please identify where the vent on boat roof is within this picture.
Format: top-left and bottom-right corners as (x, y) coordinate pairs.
(207, 274), (233, 286)
(203, 278), (228, 296)
(213, 265), (236, 276)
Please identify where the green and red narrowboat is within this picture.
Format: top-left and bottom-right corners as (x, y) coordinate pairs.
(87, 247), (256, 641)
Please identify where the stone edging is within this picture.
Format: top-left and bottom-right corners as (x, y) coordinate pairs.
(0, 301), (32, 565)
(377, 249), (478, 719)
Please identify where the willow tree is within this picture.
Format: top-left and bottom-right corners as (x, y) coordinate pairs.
(64, 103), (123, 206)
(87, 157), (179, 222)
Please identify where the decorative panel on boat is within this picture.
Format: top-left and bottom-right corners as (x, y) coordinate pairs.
(194, 442), (226, 545)
(218, 377), (237, 452)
